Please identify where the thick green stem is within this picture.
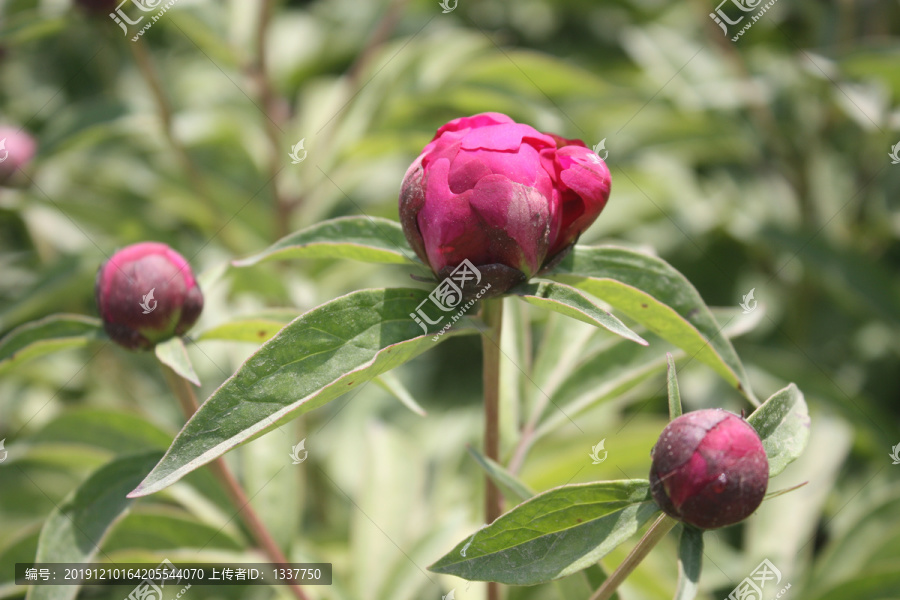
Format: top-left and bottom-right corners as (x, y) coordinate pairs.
(481, 298), (504, 600)
(589, 514), (678, 600)
(159, 363), (310, 600)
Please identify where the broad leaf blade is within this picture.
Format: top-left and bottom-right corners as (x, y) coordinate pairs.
(0, 314), (104, 373)
(130, 288), (478, 497)
(154, 337), (200, 387)
(513, 281), (647, 346)
(233, 216), (417, 266)
(747, 383), (810, 477)
(675, 526), (703, 600)
(429, 480), (660, 585)
(27, 452), (163, 600)
(466, 445), (535, 503)
(550, 246), (756, 403)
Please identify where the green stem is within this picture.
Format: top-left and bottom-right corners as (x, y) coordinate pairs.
(481, 298), (504, 600)
(588, 514), (678, 600)
(159, 363), (310, 600)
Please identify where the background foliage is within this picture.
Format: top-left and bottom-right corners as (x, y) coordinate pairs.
(1, 0), (899, 598)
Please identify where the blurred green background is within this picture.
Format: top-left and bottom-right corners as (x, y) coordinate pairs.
(1, 0), (899, 598)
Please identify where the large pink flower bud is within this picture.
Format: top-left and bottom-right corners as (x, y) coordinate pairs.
(95, 242), (204, 351)
(399, 113), (610, 295)
(649, 409), (769, 529)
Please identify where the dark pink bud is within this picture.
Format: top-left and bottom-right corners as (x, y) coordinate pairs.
(0, 126), (37, 183)
(399, 113), (610, 295)
(95, 242), (203, 351)
(649, 409), (769, 529)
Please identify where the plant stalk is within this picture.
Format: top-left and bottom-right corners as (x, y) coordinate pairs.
(588, 514), (678, 600)
(160, 363), (310, 600)
(481, 298), (504, 600)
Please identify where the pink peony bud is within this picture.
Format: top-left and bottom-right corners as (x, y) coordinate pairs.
(399, 113), (610, 295)
(0, 126), (37, 183)
(95, 242), (204, 351)
(649, 409), (769, 529)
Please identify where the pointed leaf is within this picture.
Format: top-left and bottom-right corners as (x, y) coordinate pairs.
(550, 246), (756, 403)
(0, 314), (104, 373)
(747, 383), (810, 477)
(27, 452), (164, 600)
(374, 371), (427, 417)
(154, 337), (200, 387)
(674, 526), (703, 600)
(429, 480), (660, 585)
(129, 288), (479, 497)
(233, 216), (417, 266)
(466, 445), (535, 503)
(667, 353), (682, 420)
(512, 281), (647, 346)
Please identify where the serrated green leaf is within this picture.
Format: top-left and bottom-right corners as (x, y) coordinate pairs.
(233, 216), (417, 267)
(129, 288), (479, 497)
(550, 246), (756, 403)
(466, 445), (535, 503)
(27, 452), (164, 600)
(429, 480), (660, 585)
(747, 383), (811, 477)
(0, 314), (104, 373)
(513, 281), (647, 346)
(154, 337), (200, 387)
(675, 526), (703, 600)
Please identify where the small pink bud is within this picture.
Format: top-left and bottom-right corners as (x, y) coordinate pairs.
(649, 409), (769, 529)
(0, 126), (37, 183)
(95, 242), (203, 351)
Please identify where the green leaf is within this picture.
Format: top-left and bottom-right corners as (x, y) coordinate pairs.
(512, 281), (647, 346)
(27, 452), (164, 600)
(26, 409), (171, 453)
(747, 383), (811, 478)
(194, 310), (298, 344)
(374, 371), (427, 417)
(232, 216), (417, 267)
(667, 353), (682, 420)
(129, 288), (479, 497)
(0, 314), (104, 373)
(429, 480), (660, 585)
(675, 526), (703, 600)
(466, 445), (535, 503)
(154, 337), (200, 387)
(550, 246), (756, 403)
